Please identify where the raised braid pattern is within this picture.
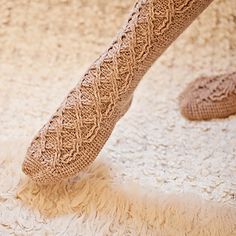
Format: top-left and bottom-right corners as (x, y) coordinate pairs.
(179, 72), (236, 120)
(23, 0), (214, 184)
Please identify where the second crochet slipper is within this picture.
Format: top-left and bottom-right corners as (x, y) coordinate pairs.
(179, 72), (236, 120)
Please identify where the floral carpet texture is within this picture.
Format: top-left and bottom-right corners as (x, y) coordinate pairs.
(0, 0), (236, 235)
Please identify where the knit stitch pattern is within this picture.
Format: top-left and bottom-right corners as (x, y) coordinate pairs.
(179, 72), (236, 120)
(22, 0), (213, 184)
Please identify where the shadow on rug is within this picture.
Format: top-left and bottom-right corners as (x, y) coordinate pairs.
(17, 159), (236, 235)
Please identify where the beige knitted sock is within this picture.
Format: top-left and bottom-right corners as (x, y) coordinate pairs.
(179, 72), (236, 120)
(22, 0), (213, 184)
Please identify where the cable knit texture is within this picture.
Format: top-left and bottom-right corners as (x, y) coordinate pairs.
(22, 0), (213, 184)
(179, 72), (236, 120)
(1, 0), (236, 235)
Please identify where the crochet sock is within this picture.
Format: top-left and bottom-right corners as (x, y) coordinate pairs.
(22, 0), (214, 184)
(179, 72), (236, 120)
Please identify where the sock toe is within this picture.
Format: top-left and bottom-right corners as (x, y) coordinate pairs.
(22, 138), (61, 184)
(22, 156), (62, 184)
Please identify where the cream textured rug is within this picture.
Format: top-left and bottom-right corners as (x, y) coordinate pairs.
(0, 0), (236, 235)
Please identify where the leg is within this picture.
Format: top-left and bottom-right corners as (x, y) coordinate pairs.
(23, 0), (214, 184)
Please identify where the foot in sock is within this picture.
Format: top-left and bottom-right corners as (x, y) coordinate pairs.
(179, 72), (236, 120)
(22, 0), (213, 184)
